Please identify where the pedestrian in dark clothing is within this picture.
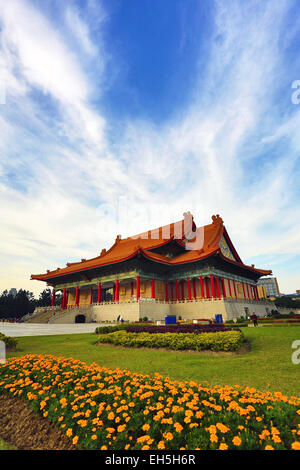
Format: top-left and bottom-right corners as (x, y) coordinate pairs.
(251, 314), (258, 327)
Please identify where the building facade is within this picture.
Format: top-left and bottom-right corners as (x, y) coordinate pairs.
(31, 213), (274, 323)
(257, 277), (280, 298)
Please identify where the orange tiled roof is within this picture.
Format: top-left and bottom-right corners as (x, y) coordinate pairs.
(31, 213), (272, 281)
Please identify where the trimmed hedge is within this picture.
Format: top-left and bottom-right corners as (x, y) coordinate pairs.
(0, 333), (17, 350)
(97, 330), (244, 352)
(95, 323), (152, 335)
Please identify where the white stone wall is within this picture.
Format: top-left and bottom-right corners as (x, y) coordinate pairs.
(92, 302), (140, 322)
(169, 300), (225, 321)
(48, 299), (275, 324)
(139, 301), (170, 321)
(224, 299), (274, 319)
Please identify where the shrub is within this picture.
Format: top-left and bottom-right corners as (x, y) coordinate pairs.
(125, 324), (239, 334)
(0, 333), (17, 351)
(95, 322), (155, 335)
(95, 324), (128, 334)
(97, 330), (244, 352)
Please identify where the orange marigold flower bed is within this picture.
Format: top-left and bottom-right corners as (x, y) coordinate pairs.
(0, 354), (299, 450)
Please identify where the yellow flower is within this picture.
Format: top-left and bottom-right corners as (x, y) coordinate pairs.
(91, 435), (97, 440)
(142, 423), (150, 431)
(158, 441), (165, 449)
(218, 443), (228, 450)
(163, 432), (173, 441)
(232, 436), (242, 446)
(101, 445), (108, 450)
(264, 445), (274, 450)
(72, 436), (79, 445)
(66, 428), (73, 437)
(174, 422), (183, 433)
(291, 441), (300, 450)
(216, 423), (229, 433)
(137, 435), (150, 443)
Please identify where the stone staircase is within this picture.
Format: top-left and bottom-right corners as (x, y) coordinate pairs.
(25, 308), (61, 324)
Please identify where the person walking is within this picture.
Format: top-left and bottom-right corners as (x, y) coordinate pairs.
(251, 313), (258, 327)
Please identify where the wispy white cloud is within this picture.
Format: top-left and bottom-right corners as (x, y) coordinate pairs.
(0, 0), (300, 295)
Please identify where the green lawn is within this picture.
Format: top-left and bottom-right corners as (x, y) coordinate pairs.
(7, 326), (300, 396)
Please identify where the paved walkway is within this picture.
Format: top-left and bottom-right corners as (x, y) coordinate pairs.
(0, 322), (109, 337)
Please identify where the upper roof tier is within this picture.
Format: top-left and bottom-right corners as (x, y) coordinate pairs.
(31, 213), (272, 281)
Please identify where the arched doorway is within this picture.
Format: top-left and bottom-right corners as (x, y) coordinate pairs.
(75, 314), (86, 324)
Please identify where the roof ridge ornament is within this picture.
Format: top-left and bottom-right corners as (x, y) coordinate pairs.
(100, 248), (106, 256)
(212, 214), (223, 224)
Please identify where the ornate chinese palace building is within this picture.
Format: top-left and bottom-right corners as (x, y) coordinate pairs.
(30, 214), (274, 323)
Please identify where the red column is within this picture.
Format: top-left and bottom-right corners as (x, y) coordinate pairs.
(221, 278), (226, 298)
(255, 286), (259, 301)
(233, 280), (237, 299)
(62, 288), (66, 309)
(75, 286), (79, 307)
(205, 278), (210, 299)
(151, 278), (155, 299)
(200, 276), (204, 298)
(170, 282), (174, 301)
(51, 289), (55, 307)
(242, 282), (246, 299)
(65, 292), (68, 309)
(181, 280), (185, 300)
(175, 280), (179, 301)
(136, 276), (140, 302)
(228, 279), (232, 297)
(210, 275), (216, 299)
(115, 280), (119, 302)
(98, 282), (101, 303)
(165, 281), (169, 302)
(131, 282), (134, 297)
(251, 286), (255, 299)
(187, 278), (192, 301)
(90, 287), (93, 305)
(193, 278), (197, 299)
(246, 283), (250, 299)
(215, 276), (220, 298)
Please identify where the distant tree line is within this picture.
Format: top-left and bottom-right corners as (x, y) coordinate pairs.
(0, 289), (61, 320)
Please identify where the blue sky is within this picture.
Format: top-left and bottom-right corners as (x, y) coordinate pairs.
(0, 0), (300, 295)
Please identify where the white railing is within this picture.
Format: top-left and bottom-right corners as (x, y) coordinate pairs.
(48, 296), (270, 312)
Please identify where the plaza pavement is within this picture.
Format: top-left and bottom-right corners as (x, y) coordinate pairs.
(0, 322), (109, 337)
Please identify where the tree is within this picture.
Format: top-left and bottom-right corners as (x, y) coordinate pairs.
(37, 288), (52, 307)
(0, 289), (37, 319)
